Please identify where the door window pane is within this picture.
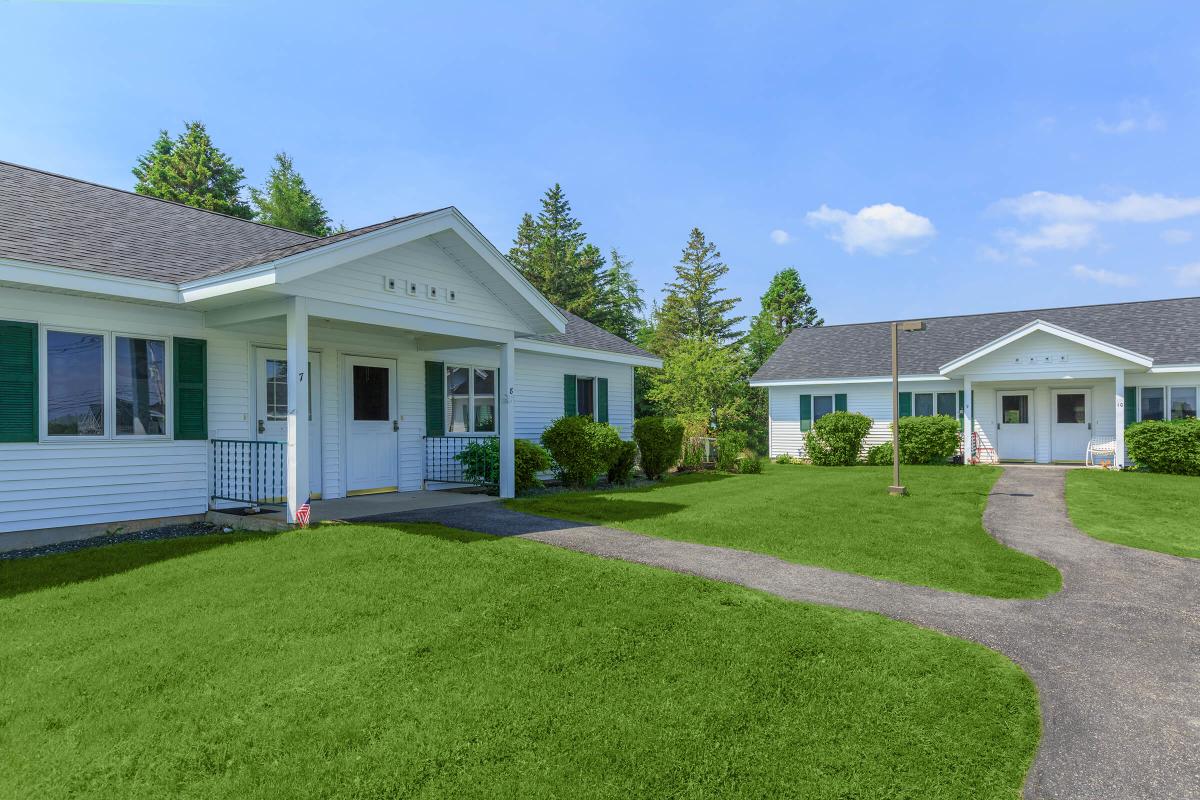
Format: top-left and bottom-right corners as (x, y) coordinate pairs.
(265, 359), (288, 421)
(914, 392), (934, 417)
(47, 330), (105, 435)
(576, 377), (595, 419)
(1170, 387), (1197, 420)
(1140, 387), (1164, 421)
(813, 395), (834, 421)
(1002, 395), (1029, 424)
(936, 392), (957, 417)
(1056, 394), (1086, 424)
(116, 336), (166, 435)
(353, 365), (389, 421)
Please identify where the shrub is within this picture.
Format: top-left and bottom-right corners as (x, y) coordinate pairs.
(541, 416), (619, 488)
(735, 454), (763, 474)
(634, 417), (685, 479)
(716, 430), (747, 472)
(775, 453), (794, 464)
(1125, 419), (1200, 475)
(607, 439), (639, 484)
(805, 411), (873, 467)
(865, 441), (893, 466)
(515, 439), (552, 493)
(897, 415), (961, 464)
(454, 438), (499, 485)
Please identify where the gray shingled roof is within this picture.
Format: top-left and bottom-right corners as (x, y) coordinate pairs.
(0, 161), (653, 360)
(529, 309), (657, 360)
(753, 296), (1200, 381)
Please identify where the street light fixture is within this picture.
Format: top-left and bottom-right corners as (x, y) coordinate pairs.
(889, 319), (927, 496)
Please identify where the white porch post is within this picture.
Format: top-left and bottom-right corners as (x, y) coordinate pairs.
(1114, 370), (1125, 469)
(498, 340), (516, 499)
(286, 297), (310, 523)
(963, 376), (974, 463)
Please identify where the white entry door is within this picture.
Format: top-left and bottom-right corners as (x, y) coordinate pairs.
(996, 392), (1035, 461)
(345, 356), (398, 494)
(256, 348), (322, 495)
(1052, 390), (1091, 462)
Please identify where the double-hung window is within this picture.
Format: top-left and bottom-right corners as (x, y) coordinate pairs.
(1170, 387), (1197, 420)
(1139, 387), (1165, 421)
(446, 365), (496, 433)
(43, 328), (170, 439)
(913, 391), (957, 417)
(812, 394), (834, 422)
(575, 377), (596, 419)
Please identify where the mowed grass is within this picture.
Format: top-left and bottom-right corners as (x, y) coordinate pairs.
(1, 524), (1038, 799)
(510, 464), (1061, 598)
(1065, 470), (1200, 558)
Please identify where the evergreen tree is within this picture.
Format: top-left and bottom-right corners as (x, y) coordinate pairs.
(133, 121), (252, 219)
(654, 228), (744, 352)
(249, 152), (334, 236)
(509, 184), (604, 318)
(594, 248), (645, 341)
(745, 267), (822, 373)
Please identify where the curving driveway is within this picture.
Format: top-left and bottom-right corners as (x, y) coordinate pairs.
(356, 466), (1200, 799)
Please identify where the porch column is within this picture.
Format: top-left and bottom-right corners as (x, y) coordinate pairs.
(498, 340), (516, 499)
(286, 297), (310, 523)
(1114, 370), (1125, 469)
(963, 376), (974, 463)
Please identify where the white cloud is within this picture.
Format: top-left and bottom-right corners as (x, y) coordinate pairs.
(1070, 264), (1136, 287)
(997, 190), (1200, 224)
(1010, 222), (1097, 252)
(805, 203), (935, 255)
(1168, 263), (1200, 287)
(769, 229), (791, 245)
(1095, 101), (1165, 135)
(1161, 229), (1193, 245)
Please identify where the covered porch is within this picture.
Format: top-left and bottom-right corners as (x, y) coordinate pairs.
(207, 487), (496, 530)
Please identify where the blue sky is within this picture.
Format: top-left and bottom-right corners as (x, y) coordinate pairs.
(2, 1), (1199, 326)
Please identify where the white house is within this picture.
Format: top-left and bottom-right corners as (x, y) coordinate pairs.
(0, 161), (660, 536)
(751, 299), (1200, 466)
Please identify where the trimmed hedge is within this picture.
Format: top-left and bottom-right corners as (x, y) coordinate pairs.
(542, 416), (622, 488)
(806, 411), (873, 466)
(897, 415), (961, 464)
(865, 441), (893, 466)
(1126, 418), (1200, 475)
(607, 439), (639, 485)
(634, 417), (685, 480)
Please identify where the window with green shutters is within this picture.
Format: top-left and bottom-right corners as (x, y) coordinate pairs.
(834, 393), (847, 412)
(563, 374), (577, 416)
(1124, 386), (1138, 427)
(898, 391), (912, 418)
(597, 378), (609, 423)
(173, 337), (207, 440)
(0, 320), (37, 442)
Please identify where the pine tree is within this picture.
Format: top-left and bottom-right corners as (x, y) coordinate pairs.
(594, 248), (644, 341)
(509, 185), (603, 318)
(132, 121), (252, 219)
(653, 228), (744, 352)
(249, 152), (334, 236)
(745, 267), (822, 373)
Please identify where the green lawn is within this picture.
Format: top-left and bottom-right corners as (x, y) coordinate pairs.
(509, 464), (1061, 599)
(1065, 470), (1200, 558)
(0, 523), (1038, 799)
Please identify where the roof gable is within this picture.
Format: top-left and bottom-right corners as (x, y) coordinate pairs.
(939, 320), (1153, 374)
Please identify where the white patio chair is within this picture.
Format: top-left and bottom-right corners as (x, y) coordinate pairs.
(1085, 438), (1117, 467)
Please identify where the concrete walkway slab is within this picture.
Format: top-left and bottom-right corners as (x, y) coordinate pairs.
(360, 466), (1200, 800)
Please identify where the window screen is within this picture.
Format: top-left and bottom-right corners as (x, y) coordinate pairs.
(813, 395), (834, 421)
(353, 365), (390, 421)
(1140, 387), (1165, 421)
(936, 392), (957, 417)
(576, 377), (595, 419)
(914, 393), (934, 417)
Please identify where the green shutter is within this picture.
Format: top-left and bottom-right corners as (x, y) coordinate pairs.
(173, 337), (207, 440)
(898, 391), (912, 418)
(834, 393), (847, 412)
(1124, 386), (1138, 427)
(425, 361), (444, 436)
(0, 320), (37, 442)
(597, 377), (609, 423)
(798, 394), (812, 432)
(564, 374), (577, 416)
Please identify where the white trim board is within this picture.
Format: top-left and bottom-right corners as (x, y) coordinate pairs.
(513, 337), (662, 368)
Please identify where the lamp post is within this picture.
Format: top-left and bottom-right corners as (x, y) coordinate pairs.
(889, 319), (927, 496)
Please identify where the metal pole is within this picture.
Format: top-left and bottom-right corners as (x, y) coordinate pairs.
(889, 321), (905, 495)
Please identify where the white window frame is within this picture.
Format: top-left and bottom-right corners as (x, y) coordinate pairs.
(1137, 386), (1167, 422)
(574, 375), (599, 420)
(40, 326), (173, 442)
(935, 391), (958, 418)
(913, 392), (935, 417)
(1168, 386), (1198, 421)
(812, 394), (834, 422)
(445, 364), (497, 435)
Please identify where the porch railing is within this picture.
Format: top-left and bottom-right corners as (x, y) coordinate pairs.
(424, 434), (499, 487)
(211, 439), (287, 506)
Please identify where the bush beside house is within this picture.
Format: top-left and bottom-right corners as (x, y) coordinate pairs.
(454, 437), (553, 494)
(897, 416), (961, 464)
(1125, 419), (1200, 475)
(634, 417), (685, 480)
(543, 416), (623, 488)
(805, 411), (873, 466)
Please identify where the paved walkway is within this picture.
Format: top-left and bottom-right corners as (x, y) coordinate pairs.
(354, 467), (1200, 799)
